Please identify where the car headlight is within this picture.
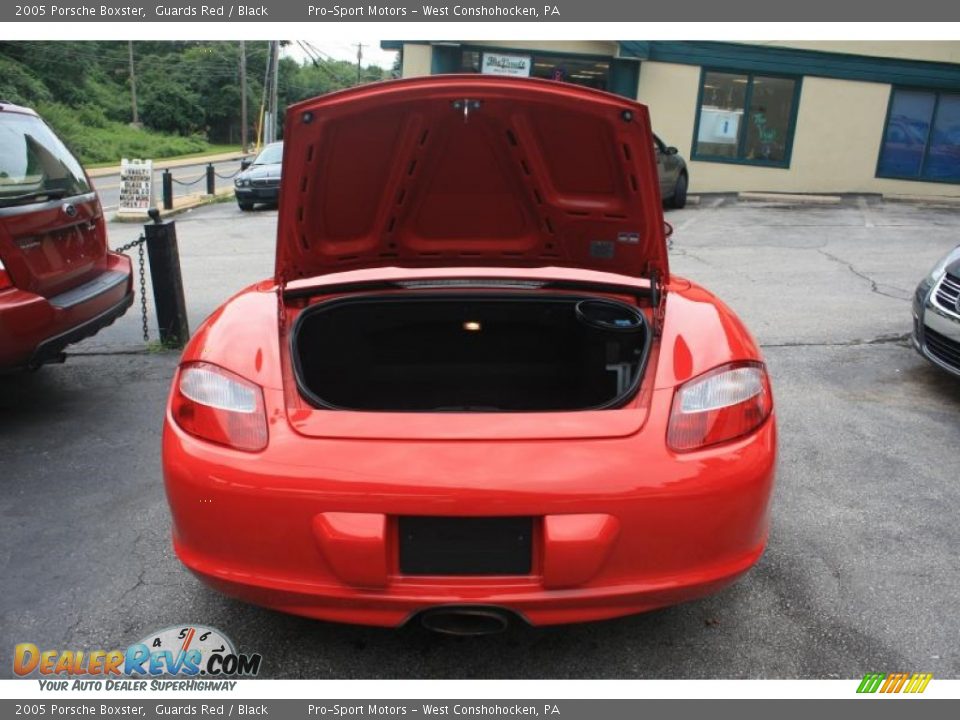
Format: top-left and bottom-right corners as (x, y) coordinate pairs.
(235, 178), (248, 188)
(925, 246), (960, 285)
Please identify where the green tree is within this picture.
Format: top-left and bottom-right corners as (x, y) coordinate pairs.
(139, 73), (204, 135)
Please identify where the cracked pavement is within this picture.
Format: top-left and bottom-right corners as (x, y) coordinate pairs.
(1, 198), (959, 678)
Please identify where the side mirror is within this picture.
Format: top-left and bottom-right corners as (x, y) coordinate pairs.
(665, 146), (679, 156)
(240, 158), (252, 170)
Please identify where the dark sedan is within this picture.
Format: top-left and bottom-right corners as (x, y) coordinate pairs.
(654, 134), (688, 209)
(235, 142), (283, 211)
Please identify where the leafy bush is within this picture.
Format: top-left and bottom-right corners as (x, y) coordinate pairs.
(0, 55), (52, 105)
(35, 101), (210, 164)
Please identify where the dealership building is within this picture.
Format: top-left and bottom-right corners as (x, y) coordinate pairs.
(381, 41), (960, 200)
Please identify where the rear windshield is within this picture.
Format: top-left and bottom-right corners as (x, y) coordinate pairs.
(0, 111), (90, 207)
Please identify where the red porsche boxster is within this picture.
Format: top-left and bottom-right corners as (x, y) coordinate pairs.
(162, 76), (776, 633)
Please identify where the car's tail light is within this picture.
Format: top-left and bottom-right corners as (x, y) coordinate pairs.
(171, 362), (268, 452)
(667, 362), (772, 452)
(0, 259), (12, 290)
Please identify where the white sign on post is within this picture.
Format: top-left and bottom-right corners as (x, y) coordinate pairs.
(117, 158), (153, 215)
(481, 52), (532, 77)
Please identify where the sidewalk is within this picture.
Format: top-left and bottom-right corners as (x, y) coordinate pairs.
(112, 186), (235, 222)
(86, 149), (248, 178)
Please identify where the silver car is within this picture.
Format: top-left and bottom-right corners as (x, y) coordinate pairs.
(913, 245), (960, 377)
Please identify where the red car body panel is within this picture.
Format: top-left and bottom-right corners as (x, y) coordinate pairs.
(276, 75), (668, 283)
(0, 103), (133, 368)
(164, 273), (775, 627)
(162, 78), (776, 628)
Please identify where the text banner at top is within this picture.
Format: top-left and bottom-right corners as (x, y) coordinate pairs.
(4, 0), (960, 22)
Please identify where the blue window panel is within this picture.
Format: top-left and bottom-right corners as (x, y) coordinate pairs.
(925, 94), (960, 182)
(878, 90), (935, 178)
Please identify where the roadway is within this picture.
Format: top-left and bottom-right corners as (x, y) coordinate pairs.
(89, 158), (246, 212)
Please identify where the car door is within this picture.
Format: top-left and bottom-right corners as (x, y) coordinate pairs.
(653, 134), (680, 198)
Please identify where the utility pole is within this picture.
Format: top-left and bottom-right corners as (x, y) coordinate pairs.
(239, 40), (248, 152)
(355, 42), (365, 85)
(258, 41), (272, 149)
(128, 41), (140, 127)
(259, 41), (280, 145)
(269, 40), (280, 142)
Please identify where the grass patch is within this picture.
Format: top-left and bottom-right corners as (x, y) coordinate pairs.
(38, 102), (215, 165)
(84, 144), (243, 169)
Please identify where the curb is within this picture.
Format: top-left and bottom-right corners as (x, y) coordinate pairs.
(884, 194), (960, 207)
(690, 191), (960, 208)
(87, 150), (248, 179)
(738, 191), (842, 205)
(111, 188), (235, 223)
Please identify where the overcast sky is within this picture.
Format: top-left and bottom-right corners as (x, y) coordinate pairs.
(284, 39), (399, 70)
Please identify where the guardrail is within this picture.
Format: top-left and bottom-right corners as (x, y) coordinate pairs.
(161, 164), (240, 210)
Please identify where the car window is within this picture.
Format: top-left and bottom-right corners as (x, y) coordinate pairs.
(254, 144), (283, 165)
(0, 112), (90, 206)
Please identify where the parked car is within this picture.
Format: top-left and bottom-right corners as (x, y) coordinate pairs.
(912, 244), (960, 377)
(162, 77), (776, 633)
(234, 141), (283, 211)
(655, 134), (688, 209)
(0, 102), (133, 370)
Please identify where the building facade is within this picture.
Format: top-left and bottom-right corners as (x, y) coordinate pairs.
(382, 40), (960, 200)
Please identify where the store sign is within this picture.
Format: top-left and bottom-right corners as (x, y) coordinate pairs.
(481, 52), (532, 77)
(117, 158), (153, 214)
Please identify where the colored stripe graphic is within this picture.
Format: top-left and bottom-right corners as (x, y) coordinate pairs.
(857, 673), (886, 693)
(904, 673), (933, 693)
(857, 672), (932, 694)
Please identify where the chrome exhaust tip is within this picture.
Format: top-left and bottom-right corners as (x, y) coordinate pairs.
(420, 607), (511, 636)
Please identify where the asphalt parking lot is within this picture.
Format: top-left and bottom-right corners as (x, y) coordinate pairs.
(1, 197), (958, 679)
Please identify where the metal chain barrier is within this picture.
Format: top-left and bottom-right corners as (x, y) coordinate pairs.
(169, 173), (207, 187)
(114, 235), (150, 343)
(214, 168), (241, 180)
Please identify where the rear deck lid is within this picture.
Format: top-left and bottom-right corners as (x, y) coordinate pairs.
(276, 75), (668, 284)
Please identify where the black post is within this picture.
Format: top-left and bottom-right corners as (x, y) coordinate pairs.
(206, 163), (215, 195)
(162, 170), (173, 210)
(144, 211), (189, 348)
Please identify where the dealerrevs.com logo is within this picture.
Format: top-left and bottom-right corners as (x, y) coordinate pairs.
(14, 625), (262, 690)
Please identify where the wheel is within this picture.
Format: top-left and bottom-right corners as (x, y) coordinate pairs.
(238, 201), (254, 211)
(667, 173), (688, 209)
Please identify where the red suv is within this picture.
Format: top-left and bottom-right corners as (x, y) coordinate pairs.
(0, 102), (133, 370)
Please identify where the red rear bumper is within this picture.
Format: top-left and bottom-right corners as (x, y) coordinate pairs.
(0, 252), (132, 368)
(163, 386), (776, 627)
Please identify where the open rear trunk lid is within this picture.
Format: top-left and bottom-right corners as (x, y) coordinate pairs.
(275, 75), (669, 285)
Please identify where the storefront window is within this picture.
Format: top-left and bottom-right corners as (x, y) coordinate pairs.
(694, 71), (799, 167)
(458, 49), (610, 91)
(878, 89), (960, 183)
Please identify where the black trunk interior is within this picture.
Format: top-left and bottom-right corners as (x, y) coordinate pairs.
(292, 294), (648, 412)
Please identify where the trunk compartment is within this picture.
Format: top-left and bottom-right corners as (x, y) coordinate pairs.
(291, 293), (650, 412)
